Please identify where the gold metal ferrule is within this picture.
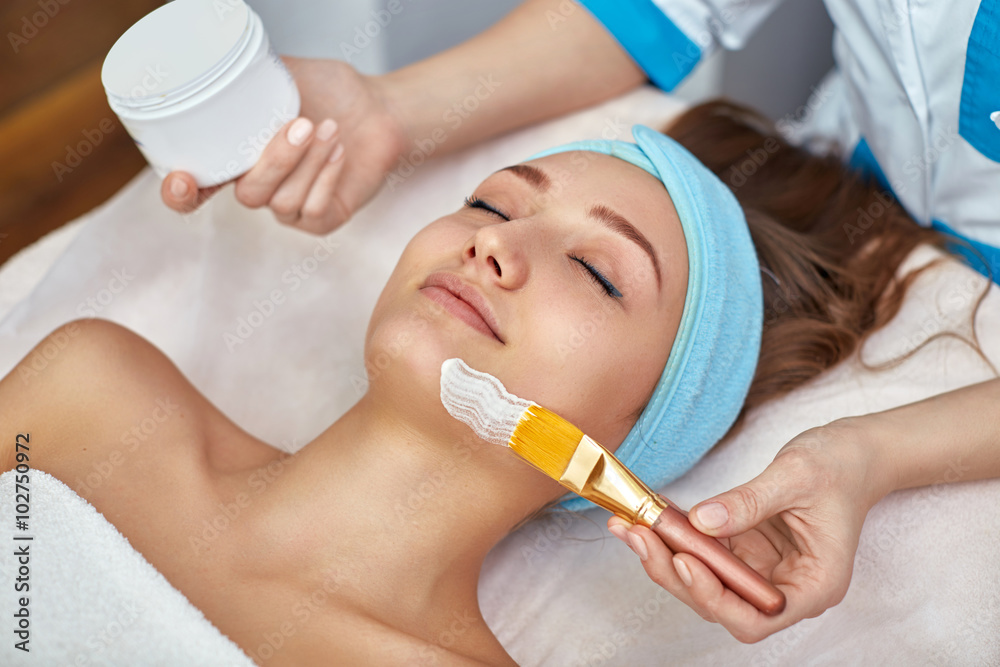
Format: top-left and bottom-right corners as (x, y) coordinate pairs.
(559, 435), (668, 526)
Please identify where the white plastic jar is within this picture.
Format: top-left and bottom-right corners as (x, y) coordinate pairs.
(102, 0), (300, 187)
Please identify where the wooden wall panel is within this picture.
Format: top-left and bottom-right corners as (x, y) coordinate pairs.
(0, 0), (164, 267)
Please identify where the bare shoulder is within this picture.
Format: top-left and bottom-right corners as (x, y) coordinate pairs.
(0, 319), (204, 477)
(1, 318), (286, 492)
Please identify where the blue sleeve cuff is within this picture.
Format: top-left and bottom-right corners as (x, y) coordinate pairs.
(577, 0), (702, 91)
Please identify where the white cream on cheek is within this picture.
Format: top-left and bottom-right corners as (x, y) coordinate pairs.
(439, 358), (532, 447)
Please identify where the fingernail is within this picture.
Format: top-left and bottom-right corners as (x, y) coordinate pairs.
(316, 118), (338, 141)
(170, 178), (189, 199)
(287, 118), (313, 146)
(673, 556), (693, 586)
(627, 533), (648, 561)
(328, 143), (345, 163)
(695, 502), (728, 530)
(608, 524), (629, 543)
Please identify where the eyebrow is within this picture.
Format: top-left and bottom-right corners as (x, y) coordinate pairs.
(497, 165), (662, 288)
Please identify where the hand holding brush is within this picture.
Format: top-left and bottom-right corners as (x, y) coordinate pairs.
(607, 426), (885, 642)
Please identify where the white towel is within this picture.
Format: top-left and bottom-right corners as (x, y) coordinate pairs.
(0, 470), (255, 666)
(1, 86), (997, 665)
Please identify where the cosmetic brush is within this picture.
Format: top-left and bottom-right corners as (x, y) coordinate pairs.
(440, 358), (786, 616)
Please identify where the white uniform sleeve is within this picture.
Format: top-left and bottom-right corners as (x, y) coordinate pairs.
(577, 0), (787, 90)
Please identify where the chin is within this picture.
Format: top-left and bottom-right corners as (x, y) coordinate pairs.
(363, 309), (474, 404)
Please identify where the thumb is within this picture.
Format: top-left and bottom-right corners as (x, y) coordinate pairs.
(689, 466), (797, 538)
(161, 172), (200, 213)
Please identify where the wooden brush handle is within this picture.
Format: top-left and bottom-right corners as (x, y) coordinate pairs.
(651, 504), (786, 616)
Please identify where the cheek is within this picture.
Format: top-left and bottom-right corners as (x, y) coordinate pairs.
(395, 222), (464, 276)
(364, 295), (443, 388)
(506, 298), (666, 449)
(367, 220), (468, 334)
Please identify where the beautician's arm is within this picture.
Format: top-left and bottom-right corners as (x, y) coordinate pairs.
(609, 377), (1000, 642)
(161, 0), (645, 233)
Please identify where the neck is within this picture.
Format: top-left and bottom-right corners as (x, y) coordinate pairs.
(248, 389), (563, 640)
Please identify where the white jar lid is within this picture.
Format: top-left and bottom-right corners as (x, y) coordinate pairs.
(102, 0), (250, 102)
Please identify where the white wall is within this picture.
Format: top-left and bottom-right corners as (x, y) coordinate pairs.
(245, 0), (389, 73)
(246, 0), (834, 120)
(244, 0), (523, 75)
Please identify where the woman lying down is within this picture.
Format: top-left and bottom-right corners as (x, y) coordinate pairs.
(2, 101), (994, 665)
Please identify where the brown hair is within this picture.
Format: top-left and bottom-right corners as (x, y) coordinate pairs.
(663, 100), (955, 425)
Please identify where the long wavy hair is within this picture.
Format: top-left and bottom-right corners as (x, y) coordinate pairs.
(663, 100), (992, 426)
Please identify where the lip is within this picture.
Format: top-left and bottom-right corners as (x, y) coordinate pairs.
(420, 273), (504, 343)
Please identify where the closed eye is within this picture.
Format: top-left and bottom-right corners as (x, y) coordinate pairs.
(570, 255), (622, 298)
(464, 195), (622, 299)
(463, 195), (510, 221)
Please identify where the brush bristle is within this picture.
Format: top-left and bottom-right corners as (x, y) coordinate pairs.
(509, 405), (584, 480)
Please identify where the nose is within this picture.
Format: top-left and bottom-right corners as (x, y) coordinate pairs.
(463, 222), (529, 290)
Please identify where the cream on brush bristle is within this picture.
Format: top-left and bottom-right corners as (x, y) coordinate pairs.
(509, 405), (584, 480)
(438, 358), (583, 478)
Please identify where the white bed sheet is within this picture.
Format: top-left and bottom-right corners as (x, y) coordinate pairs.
(0, 86), (997, 665)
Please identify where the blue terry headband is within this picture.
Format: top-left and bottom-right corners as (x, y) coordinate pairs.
(527, 125), (764, 512)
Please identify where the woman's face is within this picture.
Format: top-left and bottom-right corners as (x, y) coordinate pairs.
(366, 150), (688, 450)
